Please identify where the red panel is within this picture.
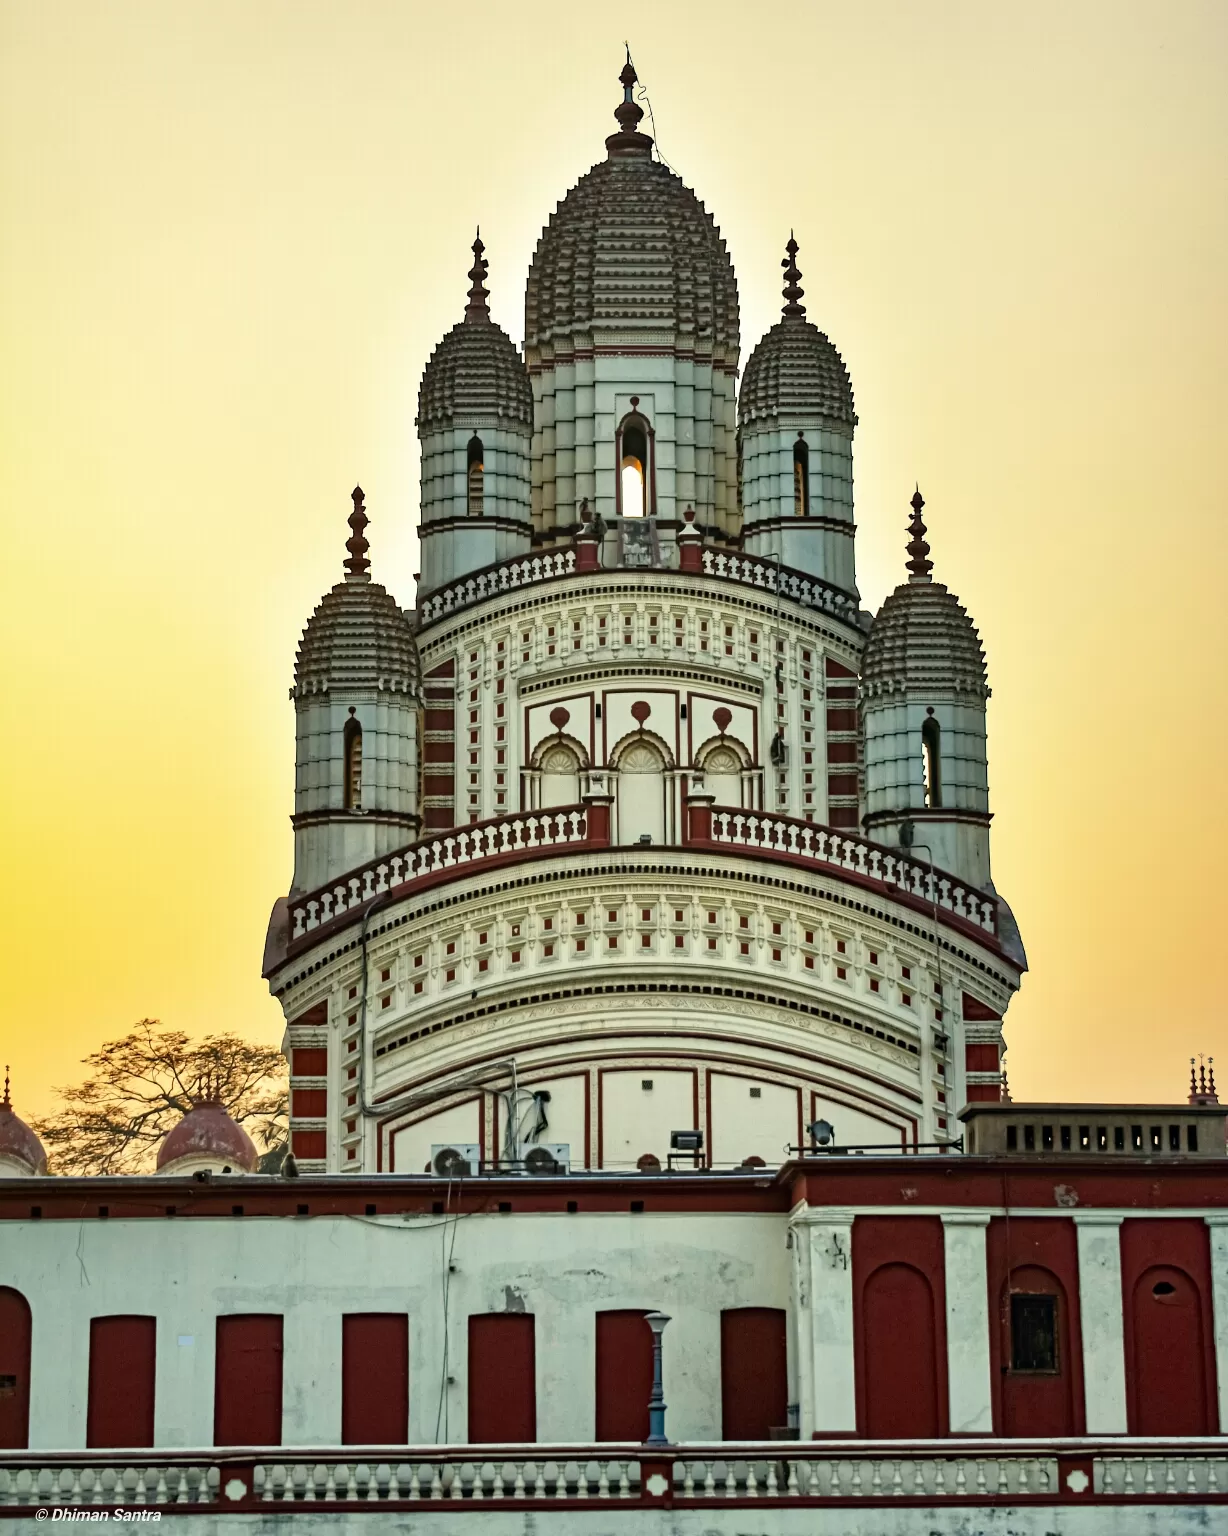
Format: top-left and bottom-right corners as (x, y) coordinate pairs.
(289, 1003), (327, 1030)
(987, 1219), (1083, 1436)
(291, 1130), (326, 1159)
(595, 1310), (652, 1441)
(215, 1315), (283, 1446)
(468, 1315), (535, 1442)
(292, 1088), (327, 1117)
(829, 807), (860, 828)
(292, 1048), (328, 1077)
(825, 658), (856, 678)
(720, 1308), (787, 1438)
(965, 1084), (1003, 1102)
(0, 1288), (31, 1449)
(826, 709), (858, 731)
(962, 993), (1002, 1022)
(87, 1316), (155, 1448)
(342, 1315), (408, 1443)
(965, 1043), (1001, 1072)
(827, 742), (857, 764)
(1121, 1219), (1217, 1434)
(853, 1217), (947, 1437)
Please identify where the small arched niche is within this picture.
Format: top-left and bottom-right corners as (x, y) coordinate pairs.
(793, 435), (809, 517)
(467, 435), (485, 517)
(537, 741), (581, 810)
(696, 736), (750, 808)
(343, 715), (363, 811)
(921, 714), (942, 809)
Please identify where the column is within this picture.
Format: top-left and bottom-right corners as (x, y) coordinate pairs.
(941, 1213), (993, 1433)
(1075, 1214), (1127, 1432)
(789, 1209), (855, 1435)
(1206, 1216), (1228, 1434)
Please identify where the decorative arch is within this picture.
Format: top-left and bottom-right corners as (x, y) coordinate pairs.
(529, 732), (591, 773)
(466, 435), (484, 517)
(1128, 1264), (1212, 1434)
(608, 728), (676, 773)
(615, 401), (656, 519)
(693, 734), (752, 809)
(530, 732), (590, 811)
(998, 1263), (1077, 1436)
(609, 730), (672, 846)
(858, 1261), (941, 1437)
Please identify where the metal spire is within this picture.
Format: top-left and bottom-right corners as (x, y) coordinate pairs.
(607, 48), (652, 156)
(906, 486), (933, 581)
(781, 233), (806, 318)
(344, 486), (371, 581)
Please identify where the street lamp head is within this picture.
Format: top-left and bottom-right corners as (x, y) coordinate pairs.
(644, 1311), (671, 1336)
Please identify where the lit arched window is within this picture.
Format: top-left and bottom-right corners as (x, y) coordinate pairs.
(793, 435), (809, 517)
(467, 435), (484, 517)
(344, 717), (363, 811)
(921, 715), (941, 809)
(616, 405), (654, 519)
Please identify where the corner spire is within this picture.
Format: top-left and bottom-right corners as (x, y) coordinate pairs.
(465, 229), (490, 320)
(906, 486), (933, 581)
(344, 486), (371, 582)
(2, 1065), (9, 1110)
(781, 233), (805, 318)
(606, 48), (653, 158)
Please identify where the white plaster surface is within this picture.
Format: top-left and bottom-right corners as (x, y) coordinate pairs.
(941, 1212), (994, 1433)
(1074, 1213), (1128, 1433)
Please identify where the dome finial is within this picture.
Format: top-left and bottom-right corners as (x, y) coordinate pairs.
(2, 1065), (9, 1110)
(782, 232), (806, 318)
(344, 485), (371, 582)
(465, 229), (490, 320)
(607, 48), (652, 157)
(906, 485), (933, 581)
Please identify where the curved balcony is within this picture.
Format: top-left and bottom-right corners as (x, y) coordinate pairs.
(414, 544), (861, 632)
(274, 804), (1002, 977)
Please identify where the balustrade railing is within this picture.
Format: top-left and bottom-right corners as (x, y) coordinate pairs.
(708, 809), (998, 935)
(3, 1443), (1226, 1509)
(289, 808), (588, 943)
(700, 548), (861, 624)
(417, 550), (576, 626)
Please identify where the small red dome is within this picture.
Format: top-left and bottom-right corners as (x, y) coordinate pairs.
(157, 1100), (259, 1175)
(0, 1096), (48, 1177)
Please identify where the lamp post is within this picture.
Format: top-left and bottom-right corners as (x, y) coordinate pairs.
(643, 1311), (671, 1446)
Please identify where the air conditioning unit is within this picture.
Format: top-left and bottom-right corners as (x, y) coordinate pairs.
(523, 1143), (571, 1175)
(431, 1144), (480, 1177)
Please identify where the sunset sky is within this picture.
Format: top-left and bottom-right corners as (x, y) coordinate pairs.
(1, 1), (1225, 1120)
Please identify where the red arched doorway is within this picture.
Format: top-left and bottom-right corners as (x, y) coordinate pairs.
(1129, 1266), (1211, 1435)
(0, 1287), (32, 1449)
(859, 1263), (940, 1437)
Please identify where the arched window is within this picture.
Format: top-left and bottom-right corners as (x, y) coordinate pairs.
(616, 739), (665, 845)
(699, 742), (745, 808)
(616, 405), (654, 519)
(538, 743), (580, 810)
(344, 717), (363, 811)
(921, 715), (941, 809)
(793, 435), (809, 517)
(467, 435), (484, 517)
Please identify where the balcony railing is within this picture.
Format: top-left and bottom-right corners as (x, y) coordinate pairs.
(707, 808), (998, 936)
(288, 808), (589, 944)
(3, 1442), (1226, 1510)
(414, 544), (861, 631)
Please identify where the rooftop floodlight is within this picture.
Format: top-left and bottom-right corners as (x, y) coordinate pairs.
(670, 1130), (703, 1152)
(808, 1118), (835, 1150)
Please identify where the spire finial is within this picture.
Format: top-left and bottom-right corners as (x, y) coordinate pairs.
(344, 486), (371, 581)
(465, 229), (490, 320)
(2, 1065), (9, 1110)
(906, 485), (933, 581)
(781, 232), (805, 318)
(607, 48), (652, 156)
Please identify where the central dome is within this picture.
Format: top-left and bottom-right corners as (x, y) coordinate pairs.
(525, 60), (739, 360)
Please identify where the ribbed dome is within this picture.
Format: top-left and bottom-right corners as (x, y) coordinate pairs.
(293, 491), (419, 699)
(525, 62), (738, 358)
(862, 491), (989, 699)
(417, 235), (532, 434)
(740, 237), (855, 429)
(0, 1076), (47, 1177)
(157, 1100), (258, 1175)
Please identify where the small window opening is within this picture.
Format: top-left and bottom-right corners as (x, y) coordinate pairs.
(1187, 1125), (1199, 1152)
(1079, 1124), (1091, 1150)
(793, 435), (809, 516)
(1042, 1125), (1053, 1150)
(1131, 1124), (1143, 1150)
(343, 716), (362, 811)
(1152, 1281), (1176, 1297)
(1168, 1124), (1181, 1151)
(1023, 1125), (1035, 1151)
(467, 436), (484, 516)
(1006, 1125), (1018, 1151)
(1114, 1126), (1125, 1151)
(1060, 1125), (1071, 1150)
(620, 420), (648, 518)
(1010, 1293), (1058, 1373)
(922, 714), (942, 809)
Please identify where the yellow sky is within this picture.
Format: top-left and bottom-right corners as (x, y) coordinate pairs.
(2, 1), (1225, 1120)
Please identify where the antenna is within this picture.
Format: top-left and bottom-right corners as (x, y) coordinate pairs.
(624, 44), (676, 172)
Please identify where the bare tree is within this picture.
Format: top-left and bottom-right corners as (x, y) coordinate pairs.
(32, 1020), (288, 1175)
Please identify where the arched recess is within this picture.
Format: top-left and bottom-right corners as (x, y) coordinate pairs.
(858, 1262), (941, 1437)
(1128, 1265), (1212, 1434)
(922, 714), (942, 808)
(0, 1286), (32, 1448)
(531, 734), (588, 810)
(343, 715), (362, 811)
(615, 406), (656, 519)
(466, 435), (484, 516)
(998, 1264), (1076, 1437)
(694, 734), (751, 809)
(793, 435), (809, 516)
(610, 729), (674, 847)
